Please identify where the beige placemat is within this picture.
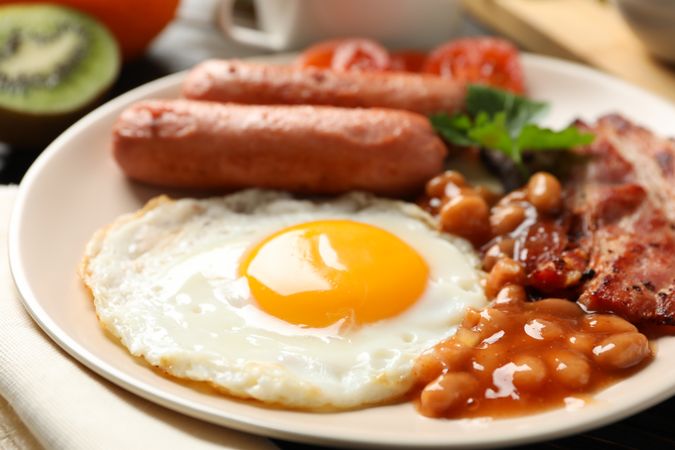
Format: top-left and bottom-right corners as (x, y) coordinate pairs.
(0, 185), (278, 450)
(0, 394), (41, 450)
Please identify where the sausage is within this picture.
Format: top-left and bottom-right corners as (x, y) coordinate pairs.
(181, 60), (465, 116)
(112, 99), (447, 196)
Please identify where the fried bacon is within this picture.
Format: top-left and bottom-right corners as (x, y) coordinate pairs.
(516, 115), (675, 325)
(569, 115), (675, 325)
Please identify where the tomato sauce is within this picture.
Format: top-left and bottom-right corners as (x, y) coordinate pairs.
(411, 296), (652, 418)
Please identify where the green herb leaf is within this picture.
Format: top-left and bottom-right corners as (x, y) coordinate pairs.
(465, 84), (548, 136)
(430, 85), (594, 175)
(429, 113), (475, 146)
(517, 124), (595, 151)
(467, 112), (517, 161)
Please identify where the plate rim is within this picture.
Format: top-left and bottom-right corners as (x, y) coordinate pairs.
(8, 53), (675, 449)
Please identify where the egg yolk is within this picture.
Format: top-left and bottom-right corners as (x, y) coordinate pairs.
(240, 220), (429, 328)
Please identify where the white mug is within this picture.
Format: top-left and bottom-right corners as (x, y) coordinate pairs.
(218, 0), (463, 51)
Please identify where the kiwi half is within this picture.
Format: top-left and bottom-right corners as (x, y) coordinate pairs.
(0, 4), (120, 147)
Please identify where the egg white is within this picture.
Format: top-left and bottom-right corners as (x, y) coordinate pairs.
(81, 190), (487, 410)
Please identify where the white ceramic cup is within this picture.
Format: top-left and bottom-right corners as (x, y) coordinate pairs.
(218, 0), (462, 51)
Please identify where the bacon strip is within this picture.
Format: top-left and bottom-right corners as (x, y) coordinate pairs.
(566, 115), (675, 325)
(509, 115), (675, 324)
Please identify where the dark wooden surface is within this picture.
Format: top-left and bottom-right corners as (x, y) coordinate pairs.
(3, 1), (673, 448)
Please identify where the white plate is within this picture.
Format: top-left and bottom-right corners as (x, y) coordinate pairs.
(9, 54), (675, 449)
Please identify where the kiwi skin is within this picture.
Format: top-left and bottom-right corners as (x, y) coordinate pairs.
(0, 4), (120, 148)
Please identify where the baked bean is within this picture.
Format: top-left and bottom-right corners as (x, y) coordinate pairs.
(414, 299), (652, 418)
(477, 307), (511, 335)
(482, 239), (515, 271)
(439, 185), (464, 201)
(472, 350), (503, 374)
(524, 318), (564, 341)
(456, 186), (482, 198)
(419, 372), (478, 417)
(592, 332), (650, 369)
(454, 328), (481, 348)
(474, 185), (501, 206)
(427, 197), (443, 209)
(530, 298), (584, 318)
(498, 189), (527, 206)
(425, 170), (466, 198)
(526, 172), (562, 214)
(439, 194), (490, 245)
(567, 333), (596, 355)
(512, 355), (547, 391)
(485, 257), (526, 298)
(461, 308), (482, 328)
(498, 238), (515, 257)
(490, 204), (526, 235)
(412, 350), (446, 385)
(482, 245), (502, 271)
(545, 350), (591, 389)
(414, 159), (656, 420)
(582, 314), (637, 334)
(442, 170), (466, 187)
(435, 342), (473, 371)
(495, 284), (527, 306)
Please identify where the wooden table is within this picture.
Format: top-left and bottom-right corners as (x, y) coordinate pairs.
(462, 0), (675, 104)
(2, 1), (673, 448)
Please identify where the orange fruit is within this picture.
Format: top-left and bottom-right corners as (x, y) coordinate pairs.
(0, 0), (180, 60)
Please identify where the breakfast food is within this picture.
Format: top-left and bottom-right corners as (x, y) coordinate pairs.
(112, 99), (446, 196)
(422, 38), (525, 93)
(570, 115), (675, 324)
(295, 38), (393, 72)
(422, 110), (675, 326)
(423, 114), (675, 326)
(4, 0), (182, 60)
(80, 190), (487, 409)
(181, 60), (466, 115)
(413, 293), (651, 418)
(0, 3), (120, 147)
(416, 166), (654, 417)
(87, 35), (673, 421)
(296, 37), (525, 93)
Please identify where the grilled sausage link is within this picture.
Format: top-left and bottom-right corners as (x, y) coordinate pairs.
(181, 60), (465, 116)
(112, 100), (447, 196)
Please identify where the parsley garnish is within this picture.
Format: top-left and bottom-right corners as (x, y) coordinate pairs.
(431, 85), (594, 174)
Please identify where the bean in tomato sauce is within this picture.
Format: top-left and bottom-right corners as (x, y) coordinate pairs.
(414, 170), (653, 418)
(412, 293), (652, 418)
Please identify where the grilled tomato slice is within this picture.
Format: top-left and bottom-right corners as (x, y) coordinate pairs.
(296, 38), (391, 71)
(423, 37), (526, 93)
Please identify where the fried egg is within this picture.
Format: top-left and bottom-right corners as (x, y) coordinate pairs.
(81, 190), (486, 410)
